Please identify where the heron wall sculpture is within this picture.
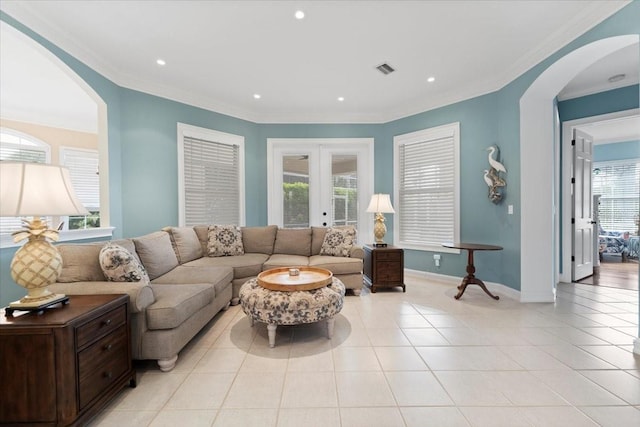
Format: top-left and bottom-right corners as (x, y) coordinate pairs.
(484, 145), (507, 203)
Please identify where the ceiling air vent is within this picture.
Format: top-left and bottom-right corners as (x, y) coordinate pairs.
(376, 63), (395, 75)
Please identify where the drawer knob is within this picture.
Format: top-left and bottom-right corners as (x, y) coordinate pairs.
(104, 371), (113, 379)
(104, 344), (113, 351)
(102, 319), (112, 326)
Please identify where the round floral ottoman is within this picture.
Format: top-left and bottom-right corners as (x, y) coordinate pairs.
(239, 276), (346, 347)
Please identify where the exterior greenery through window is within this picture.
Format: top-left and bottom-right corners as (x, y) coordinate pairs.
(393, 122), (460, 251)
(282, 173), (358, 228)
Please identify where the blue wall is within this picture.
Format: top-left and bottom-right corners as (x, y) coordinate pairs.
(558, 85), (640, 122)
(594, 140), (640, 162)
(1, 3), (639, 306)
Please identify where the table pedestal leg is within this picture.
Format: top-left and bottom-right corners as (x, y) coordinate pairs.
(267, 323), (277, 347)
(454, 249), (500, 300)
(327, 317), (335, 339)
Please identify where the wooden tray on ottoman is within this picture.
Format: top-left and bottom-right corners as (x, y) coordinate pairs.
(257, 267), (333, 291)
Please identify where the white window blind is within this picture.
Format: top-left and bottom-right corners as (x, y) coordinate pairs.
(394, 123), (460, 251)
(182, 135), (241, 225)
(593, 159), (639, 232)
(60, 148), (100, 210)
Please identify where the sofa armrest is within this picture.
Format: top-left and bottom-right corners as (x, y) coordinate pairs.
(350, 245), (364, 259)
(49, 281), (155, 313)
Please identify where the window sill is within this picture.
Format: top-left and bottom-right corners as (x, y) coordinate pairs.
(396, 242), (461, 254)
(0, 227), (114, 249)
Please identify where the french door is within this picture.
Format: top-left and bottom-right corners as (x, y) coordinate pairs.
(267, 138), (374, 241)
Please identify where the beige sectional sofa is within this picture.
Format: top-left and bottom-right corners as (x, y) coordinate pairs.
(49, 225), (363, 372)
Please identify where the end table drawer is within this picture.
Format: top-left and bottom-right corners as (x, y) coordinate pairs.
(76, 304), (126, 348)
(78, 325), (129, 409)
(375, 251), (402, 261)
(376, 266), (402, 282)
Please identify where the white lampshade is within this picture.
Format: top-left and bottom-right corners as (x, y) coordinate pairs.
(0, 162), (89, 217)
(366, 194), (395, 214)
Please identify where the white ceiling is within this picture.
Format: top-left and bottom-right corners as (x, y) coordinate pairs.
(0, 0), (636, 132)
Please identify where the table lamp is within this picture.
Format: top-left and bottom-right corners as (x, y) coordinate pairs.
(0, 162), (88, 311)
(366, 193), (395, 247)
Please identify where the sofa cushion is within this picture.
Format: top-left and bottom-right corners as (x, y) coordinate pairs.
(57, 242), (106, 282)
(49, 280), (155, 313)
(241, 225), (277, 254)
(184, 253), (269, 279)
(273, 228), (312, 256)
(192, 225), (210, 254)
(163, 226), (203, 264)
(133, 232), (179, 280)
(99, 243), (150, 284)
(308, 255), (363, 275)
(110, 239), (142, 264)
(311, 227), (328, 256)
(146, 284), (214, 330)
(320, 226), (356, 257)
(151, 264), (233, 297)
(263, 254), (310, 270)
(208, 225), (245, 257)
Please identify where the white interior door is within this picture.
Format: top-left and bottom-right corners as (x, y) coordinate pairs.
(572, 128), (595, 281)
(268, 138), (373, 241)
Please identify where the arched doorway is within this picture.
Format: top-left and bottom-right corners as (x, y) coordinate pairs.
(519, 35), (639, 303)
(0, 20), (110, 233)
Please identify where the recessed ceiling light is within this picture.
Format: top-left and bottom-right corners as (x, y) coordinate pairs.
(295, 10), (305, 20)
(427, 76), (435, 83)
(253, 94), (261, 99)
(156, 59), (166, 66)
(608, 73), (626, 83)
(337, 97), (345, 102)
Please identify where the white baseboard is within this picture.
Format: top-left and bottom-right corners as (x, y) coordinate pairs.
(404, 268), (521, 300)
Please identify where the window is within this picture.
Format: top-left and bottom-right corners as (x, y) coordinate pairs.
(60, 147), (100, 230)
(0, 129), (50, 234)
(178, 123), (245, 226)
(394, 122), (460, 251)
(593, 159), (639, 232)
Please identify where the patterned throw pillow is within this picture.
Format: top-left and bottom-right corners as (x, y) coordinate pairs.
(99, 243), (150, 284)
(207, 225), (245, 257)
(320, 226), (356, 257)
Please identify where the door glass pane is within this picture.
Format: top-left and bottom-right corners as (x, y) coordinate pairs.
(283, 155), (309, 228)
(332, 155), (358, 228)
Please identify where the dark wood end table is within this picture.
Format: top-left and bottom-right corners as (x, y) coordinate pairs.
(442, 242), (503, 300)
(363, 244), (405, 293)
(0, 294), (135, 426)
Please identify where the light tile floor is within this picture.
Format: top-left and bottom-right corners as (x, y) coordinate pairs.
(90, 276), (640, 426)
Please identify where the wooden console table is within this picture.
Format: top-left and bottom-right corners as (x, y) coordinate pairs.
(442, 242), (502, 300)
(0, 294), (135, 426)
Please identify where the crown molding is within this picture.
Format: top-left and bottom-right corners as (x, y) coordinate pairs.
(1, 1), (632, 125)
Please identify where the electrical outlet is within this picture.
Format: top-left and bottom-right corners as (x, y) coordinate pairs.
(434, 253), (441, 267)
(508, 205), (514, 215)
